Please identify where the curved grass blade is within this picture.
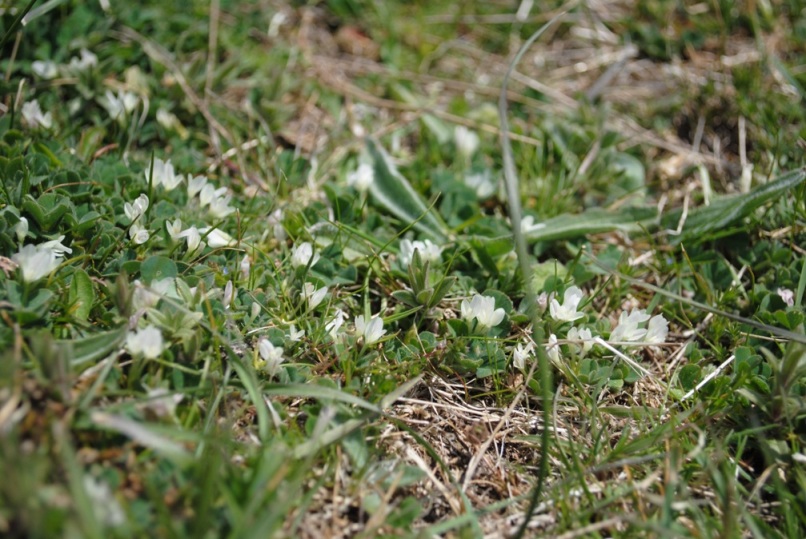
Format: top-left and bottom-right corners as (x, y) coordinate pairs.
(661, 167), (806, 244)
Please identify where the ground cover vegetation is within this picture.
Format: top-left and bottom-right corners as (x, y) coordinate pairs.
(1, 0), (805, 537)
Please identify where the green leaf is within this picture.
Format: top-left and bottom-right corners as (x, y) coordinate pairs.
(366, 139), (449, 242)
(140, 255), (177, 284)
(679, 364), (701, 391)
(58, 326), (127, 368)
(68, 269), (95, 321)
(661, 167), (806, 243)
(471, 206), (657, 248)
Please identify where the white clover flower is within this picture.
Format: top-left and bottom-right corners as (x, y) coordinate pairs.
(521, 215), (545, 234)
(156, 108), (175, 129)
(268, 208), (286, 241)
(291, 242), (319, 268)
(257, 338), (285, 376)
(513, 341), (534, 370)
(250, 302), (261, 319)
(464, 170), (495, 199)
(199, 184), (228, 208)
(399, 239), (443, 267)
(178, 226), (204, 253)
(546, 334), (561, 364)
(346, 162), (374, 192)
(461, 294), (505, 330)
(240, 255), (251, 279)
(567, 326), (594, 353)
(83, 476), (125, 527)
(644, 314), (669, 344)
(124, 193), (149, 222)
(223, 280), (234, 309)
(355, 314), (386, 344)
(14, 217), (28, 243)
(31, 60), (58, 79)
(208, 192), (235, 219)
(146, 158), (182, 191)
(68, 48), (97, 71)
(287, 325), (305, 342)
(166, 218), (183, 241)
(186, 174), (209, 198)
(777, 288), (795, 307)
(300, 282), (328, 310)
(199, 227), (234, 248)
(12, 243), (60, 282)
(139, 386), (183, 419)
(100, 89), (138, 121)
(126, 325), (164, 359)
(454, 125), (480, 158)
(609, 308), (651, 343)
(549, 286), (585, 323)
(325, 308), (347, 338)
(156, 108), (188, 138)
(21, 100), (53, 129)
(129, 223), (150, 245)
(40, 235), (72, 258)
(132, 280), (160, 311)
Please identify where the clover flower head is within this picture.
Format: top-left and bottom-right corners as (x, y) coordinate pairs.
(346, 162), (374, 192)
(326, 308), (348, 338)
(609, 308), (651, 343)
(240, 255), (251, 279)
(355, 314), (386, 344)
(166, 218), (183, 241)
(288, 325), (305, 342)
(546, 334), (561, 364)
(199, 227), (234, 248)
(223, 280), (234, 309)
(146, 158), (182, 191)
(549, 286), (585, 323)
(208, 191), (235, 219)
(464, 170), (495, 199)
(32, 60), (58, 79)
(513, 341), (535, 370)
(567, 326), (594, 353)
(178, 226), (204, 252)
(198, 184), (224, 208)
(300, 282), (328, 310)
(126, 325), (164, 359)
(291, 242), (319, 268)
(21, 100), (53, 129)
(461, 294), (505, 330)
(139, 385), (184, 419)
(129, 222), (150, 245)
(156, 108), (188, 138)
(257, 338), (285, 376)
(187, 174), (209, 198)
(68, 48), (97, 72)
(14, 217), (28, 244)
(82, 476), (125, 527)
(40, 235), (72, 258)
(12, 243), (60, 282)
(399, 239), (443, 267)
(521, 215), (546, 234)
(454, 125), (480, 158)
(644, 314), (669, 344)
(100, 89), (138, 121)
(124, 193), (149, 222)
(268, 208), (286, 241)
(777, 288), (795, 307)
